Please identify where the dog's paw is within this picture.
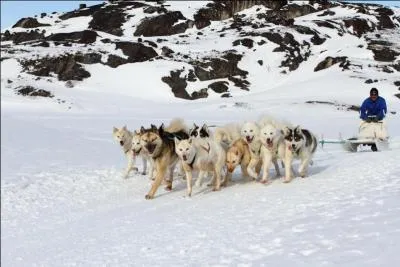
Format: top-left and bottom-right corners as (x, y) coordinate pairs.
(283, 178), (291, 183)
(165, 185), (172, 191)
(260, 179), (269, 184)
(140, 171), (147, 176)
(133, 167), (139, 172)
(145, 194), (153, 200)
(212, 187), (221, 192)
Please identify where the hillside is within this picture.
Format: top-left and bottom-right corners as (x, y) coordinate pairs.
(1, 0), (399, 105)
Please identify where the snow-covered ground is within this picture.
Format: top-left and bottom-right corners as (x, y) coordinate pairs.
(2, 70), (400, 266)
(2, 1), (400, 266)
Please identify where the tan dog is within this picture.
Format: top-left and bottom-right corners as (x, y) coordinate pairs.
(224, 138), (261, 185)
(140, 119), (189, 199)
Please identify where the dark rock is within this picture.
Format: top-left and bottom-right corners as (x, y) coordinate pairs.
(382, 66), (394, 73)
(46, 30), (98, 44)
(115, 42), (158, 62)
(191, 89), (209, 100)
(280, 4), (317, 19)
(143, 6), (167, 14)
(101, 38), (112, 43)
(395, 93), (400, 99)
(144, 40), (158, 48)
(313, 20), (336, 29)
(7, 79), (13, 84)
(208, 81), (229, 93)
(233, 38), (254, 48)
(161, 46), (174, 57)
(194, 0), (287, 29)
(343, 18), (374, 37)
(60, 3), (104, 20)
(375, 7), (394, 16)
(311, 34), (326, 45)
(365, 79), (374, 84)
(40, 13), (47, 18)
(2, 30), (45, 44)
(79, 4), (87, 9)
(393, 61), (400, 72)
(187, 69), (197, 82)
(317, 10), (335, 16)
(370, 47), (399, 62)
(257, 39), (266, 45)
(16, 86), (53, 98)
(377, 14), (395, 29)
(12, 17), (50, 28)
(192, 52), (248, 81)
(20, 54), (91, 81)
(228, 76), (250, 90)
(257, 60), (263, 66)
(106, 54), (128, 68)
(74, 52), (102, 64)
(32, 41), (50, 47)
(314, 56), (348, 71)
(134, 11), (193, 36)
(161, 69), (191, 99)
(221, 93), (231, 98)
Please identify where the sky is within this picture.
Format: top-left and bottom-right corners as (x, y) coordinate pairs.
(0, 0), (399, 30)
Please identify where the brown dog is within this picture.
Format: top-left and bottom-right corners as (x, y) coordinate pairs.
(224, 138), (261, 185)
(140, 119), (188, 199)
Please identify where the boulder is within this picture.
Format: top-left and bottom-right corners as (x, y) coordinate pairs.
(134, 11), (193, 36)
(46, 30), (98, 44)
(115, 42), (158, 62)
(12, 17), (50, 28)
(314, 56), (348, 71)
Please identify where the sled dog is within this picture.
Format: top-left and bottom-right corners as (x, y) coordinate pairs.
(131, 131), (154, 178)
(189, 123), (211, 139)
(175, 137), (226, 196)
(240, 121), (263, 180)
(259, 123), (287, 183)
(283, 125), (318, 183)
(140, 119), (189, 199)
(112, 126), (138, 178)
(214, 123), (242, 150)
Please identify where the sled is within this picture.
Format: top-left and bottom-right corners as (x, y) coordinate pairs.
(320, 116), (389, 152)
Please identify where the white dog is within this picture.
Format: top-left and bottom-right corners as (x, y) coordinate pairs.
(112, 126), (137, 178)
(259, 123), (286, 183)
(240, 121), (263, 180)
(175, 137), (226, 196)
(282, 125), (318, 183)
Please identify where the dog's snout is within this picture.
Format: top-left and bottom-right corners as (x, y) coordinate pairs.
(291, 144), (296, 149)
(119, 140), (124, 146)
(267, 138), (271, 143)
(182, 155), (187, 161)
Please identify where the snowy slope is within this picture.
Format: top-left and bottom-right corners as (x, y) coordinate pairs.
(2, 1), (400, 266)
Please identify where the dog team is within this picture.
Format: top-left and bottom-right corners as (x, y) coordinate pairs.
(113, 116), (318, 200)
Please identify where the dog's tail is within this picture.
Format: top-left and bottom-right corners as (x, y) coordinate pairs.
(165, 118), (188, 133)
(214, 127), (229, 143)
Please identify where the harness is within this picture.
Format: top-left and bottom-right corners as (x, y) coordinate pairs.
(188, 153), (196, 169)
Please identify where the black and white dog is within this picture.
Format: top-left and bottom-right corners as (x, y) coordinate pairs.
(283, 126), (317, 183)
(189, 123), (211, 139)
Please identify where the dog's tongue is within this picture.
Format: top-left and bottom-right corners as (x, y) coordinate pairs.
(267, 140), (273, 147)
(246, 136), (253, 143)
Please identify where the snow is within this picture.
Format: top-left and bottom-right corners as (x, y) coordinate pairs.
(2, 1), (400, 266)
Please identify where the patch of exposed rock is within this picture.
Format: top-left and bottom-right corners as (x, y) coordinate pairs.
(15, 86), (53, 98)
(314, 56), (349, 71)
(1, 30), (44, 44)
(194, 0), (287, 29)
(12, 17), (50, 28)
(46, 30), (98, 44)
(134, 11), (193, 36)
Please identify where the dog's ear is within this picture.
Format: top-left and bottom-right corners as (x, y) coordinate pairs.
(283, 126), (291, 136)
(294, 125), (302, 134)
(193, 123), (198, 129)
(113, 127), (118, 133)
(140, 126), (146, 134)
(201, 124), (209, 134)
(151, 124), (158, 132)
(158, 123), (165, 135)
(174, 137), (180, 147)
(122, 125), (127, 131)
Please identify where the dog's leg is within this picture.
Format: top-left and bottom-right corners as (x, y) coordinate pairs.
(272, 158), (281, 177)
(222, 170), (232, 187)
(177, 162), (185, 179)
(141, 156), (147, 175)
(195, 170), (206, 187)
(284, 150), (293, 183)
(185, 170), (193, 197)
(165, 162), (176, 191)
(145, 160), (166, 199)
(298, 156), (311, 178)
(148, 159), (156, 180)
(123, 151), (136, 178)
(213, 168), (221, 191)
(260, 155), (272, 184)
(247, 157), (259, 180)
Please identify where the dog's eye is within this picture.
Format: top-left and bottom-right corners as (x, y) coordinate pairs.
(250, 130), (253, 133)
(232, 160), (236, 163)
(186, 148), (189, 151)
(270, 132), (273, 135)
(179, 148), (183, 151)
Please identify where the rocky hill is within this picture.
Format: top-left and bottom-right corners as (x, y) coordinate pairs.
(1, 0), (399, 102)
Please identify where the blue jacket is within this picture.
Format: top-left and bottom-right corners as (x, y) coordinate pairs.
(360, 96), (387, 120)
